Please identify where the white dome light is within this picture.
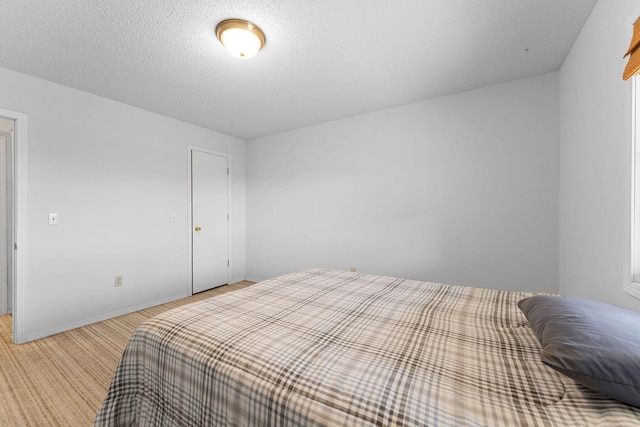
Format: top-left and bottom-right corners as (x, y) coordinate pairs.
(216, 19), (266, 60)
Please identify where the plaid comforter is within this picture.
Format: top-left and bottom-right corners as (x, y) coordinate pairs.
(94, 269), (640, 426)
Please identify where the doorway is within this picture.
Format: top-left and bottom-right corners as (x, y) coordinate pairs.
(0, 108), (26, 344)
(189, 148), (230, 294)
(0, 118), (12, 317)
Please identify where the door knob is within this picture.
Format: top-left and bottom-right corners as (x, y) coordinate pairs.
(194, 226), (202, 231)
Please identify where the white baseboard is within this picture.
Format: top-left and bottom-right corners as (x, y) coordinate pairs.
(26, 292), (188, 342)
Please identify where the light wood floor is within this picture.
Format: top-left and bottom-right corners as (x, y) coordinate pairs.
(0, 281), (254, 426)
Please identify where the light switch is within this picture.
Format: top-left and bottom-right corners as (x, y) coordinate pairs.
(170, 214), (177, 223)
(48, 213), (58, 226)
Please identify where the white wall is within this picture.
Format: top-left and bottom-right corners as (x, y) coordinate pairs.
(558, 0), (640, 310)
(247, 73), (560, 292)
(0, 66), (246, 341)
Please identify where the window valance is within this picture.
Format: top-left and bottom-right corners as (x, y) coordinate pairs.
(623, 18), (640, 80)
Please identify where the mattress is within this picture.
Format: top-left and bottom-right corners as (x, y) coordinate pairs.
(93, 268), (640, 426)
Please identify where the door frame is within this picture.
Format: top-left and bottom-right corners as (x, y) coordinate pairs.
(0, 131), (10, 317)
(187, 146), (231, 296)
(0, 108), (27, 344)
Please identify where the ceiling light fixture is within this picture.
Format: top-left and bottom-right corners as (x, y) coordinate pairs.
(216, 19), (266, 60)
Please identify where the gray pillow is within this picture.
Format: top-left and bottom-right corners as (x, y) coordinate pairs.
(518, 295), (640, 408)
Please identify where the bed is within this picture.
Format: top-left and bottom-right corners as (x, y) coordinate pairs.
(93, 268), (640, 426)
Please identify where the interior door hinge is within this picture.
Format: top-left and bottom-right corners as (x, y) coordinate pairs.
(227, 168), (229, 175)
(227, 260), (230, 267)
(14, 243), (17, 250)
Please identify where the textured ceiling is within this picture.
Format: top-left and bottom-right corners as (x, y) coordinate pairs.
(0, 0), (597, 140)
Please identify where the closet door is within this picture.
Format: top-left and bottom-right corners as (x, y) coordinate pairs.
(191, 150), (229, 293)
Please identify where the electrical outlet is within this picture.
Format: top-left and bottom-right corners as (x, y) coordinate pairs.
(350, 267), (357, 272)
(114, 275), (123, 287)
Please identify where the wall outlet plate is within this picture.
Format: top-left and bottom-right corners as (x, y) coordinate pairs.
(48, 213), (58, 225)
(114, 275), (123, 287)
